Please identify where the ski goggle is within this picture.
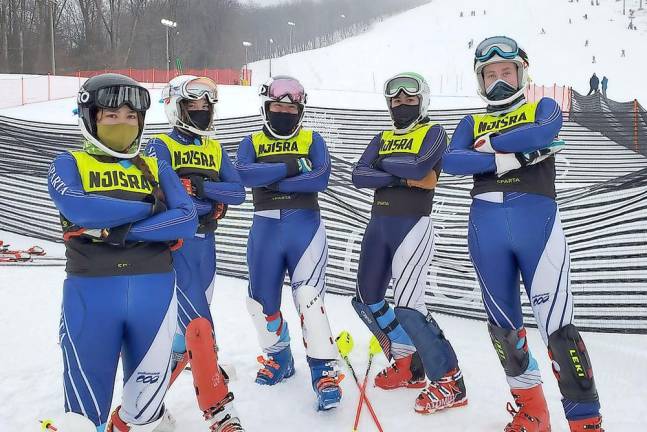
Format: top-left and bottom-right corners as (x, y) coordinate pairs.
(262, 78), (306, 104)
(80, 85), (151, 112)
(384, 76), (422, 98)
(182, 77), (218, 104)
(475, 36), (519, 62)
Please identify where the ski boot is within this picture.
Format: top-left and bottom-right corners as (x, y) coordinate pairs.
(308, 357), (344, 411)
(374, 351), (426, 390)
(415, 367), (468, 414)
(204, 392), (244, 432)
(255, 345), (295, 385)
(106, 405), (176, 431)
(504, 385), (551, 432)
(568, 416), (604, 431)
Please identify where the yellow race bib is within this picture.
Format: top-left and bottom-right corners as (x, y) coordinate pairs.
(71, 151), (158, 195)
(153, 134), (222, 174)
(378, 123), (435, 156)
(252, 129), (313, 158)
(472, 101), (539, 138)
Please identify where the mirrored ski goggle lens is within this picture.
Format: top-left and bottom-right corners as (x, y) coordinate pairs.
(385, 77), (420, 97)
(268, 79), (306, 103)
(185, 78), (218, 103)
(475, 37), (519, 61)
(95, 86), (151, 111)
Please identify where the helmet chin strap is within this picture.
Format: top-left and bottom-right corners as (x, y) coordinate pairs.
(392, 114), (423, 135)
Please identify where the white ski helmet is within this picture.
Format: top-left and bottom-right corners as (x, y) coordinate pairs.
(383, 72), (431, 133)
(77, 73), (151, 159)
(161, 75), (218, 136)
(259, 75), (307, 139)
(474, 36), (529, 107)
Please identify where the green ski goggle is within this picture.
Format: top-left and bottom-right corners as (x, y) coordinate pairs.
(384, 77), (422, 98)
(384, 76), (422, 98)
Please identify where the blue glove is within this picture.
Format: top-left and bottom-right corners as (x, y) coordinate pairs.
(285, 157), (313, 177)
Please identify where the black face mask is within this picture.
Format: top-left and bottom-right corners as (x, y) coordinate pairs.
(188, 110), (211, 130)
(486, 80), (518, 101)
(391, 104), (420, 129)
(268, 111), (300, 136)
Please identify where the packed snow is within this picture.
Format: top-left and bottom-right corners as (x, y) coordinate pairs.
(0, 231), (645, 431)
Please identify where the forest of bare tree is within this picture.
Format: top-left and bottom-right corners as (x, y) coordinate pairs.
(0, 0), (429, 75)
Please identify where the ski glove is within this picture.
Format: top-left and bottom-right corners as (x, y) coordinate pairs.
(285, 157), (313, 177)
(473, 133), (496, 153)
(495, 139), (565, 177)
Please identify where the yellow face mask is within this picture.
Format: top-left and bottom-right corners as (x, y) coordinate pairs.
(96, 124), (139, 152)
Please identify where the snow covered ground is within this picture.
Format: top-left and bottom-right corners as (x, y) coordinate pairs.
(0, 231), (645, 431)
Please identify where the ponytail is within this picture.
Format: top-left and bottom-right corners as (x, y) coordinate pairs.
(132, 154), (166, 204)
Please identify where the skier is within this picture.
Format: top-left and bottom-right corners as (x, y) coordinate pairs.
(234, 76), (343, 410)
(443, 36), (604, 432)
(351, 72), (467, 415)
(145, 75), (246, 431)
(46, 73), (198, 431)
(601, 76), (608, 98)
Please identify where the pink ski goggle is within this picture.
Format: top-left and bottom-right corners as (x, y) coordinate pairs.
(262, 78), (306, 104)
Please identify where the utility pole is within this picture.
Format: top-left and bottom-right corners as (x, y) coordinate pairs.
(49, 0), (56, 75)
(161, 19), (178, 81)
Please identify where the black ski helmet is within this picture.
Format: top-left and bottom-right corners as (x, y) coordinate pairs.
(77, 73), (151, 158)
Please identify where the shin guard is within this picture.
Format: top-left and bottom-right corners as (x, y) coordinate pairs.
(293, 284), (337, 359)
(185, 317), (229, 412)
(394, 307), (458, 381)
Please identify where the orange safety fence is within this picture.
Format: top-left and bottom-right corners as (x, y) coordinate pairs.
(0, 68), (253, 109)
(524, 83), (572, 117)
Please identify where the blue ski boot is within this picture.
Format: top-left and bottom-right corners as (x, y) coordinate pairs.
(307, 357), (344, 411)
(255, 345), (295, 385)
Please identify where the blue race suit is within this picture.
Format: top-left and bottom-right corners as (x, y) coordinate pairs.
(444, 97), (601, 421)
(48, 150), (197, 428)
(145, 129), (245, 346)
(352, 120), (459, 381)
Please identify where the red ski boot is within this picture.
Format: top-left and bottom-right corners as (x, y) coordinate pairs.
(568, 416), (604, 431)
(414, 367), (468, 414)
(504, 386), (551, 432)
(374, 351), (426, 390)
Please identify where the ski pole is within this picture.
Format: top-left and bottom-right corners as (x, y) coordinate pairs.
(353, 336), (382, 431)
(335, 331), (384, 432)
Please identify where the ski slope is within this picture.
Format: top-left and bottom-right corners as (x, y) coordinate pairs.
(0, 231), (645, 431)
(250, 0), (647, 103)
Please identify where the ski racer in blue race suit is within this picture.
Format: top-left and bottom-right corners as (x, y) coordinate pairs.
(145, 75), (246, 431)
(234, 76), (343, 411)
(352, 72), (467, 415)
(47, 73), (198, 432)
(443, 36), (603, 432)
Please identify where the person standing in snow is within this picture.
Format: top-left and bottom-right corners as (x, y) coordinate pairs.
(443, 36), (604, 432)
(234, 75), (343, 411)
(601, 76), (609, 98)
(46, 73), (198, 431)
(145, 75), (246, 431)
(351, 72), (467, 415)
(588, 72), (599, 94)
